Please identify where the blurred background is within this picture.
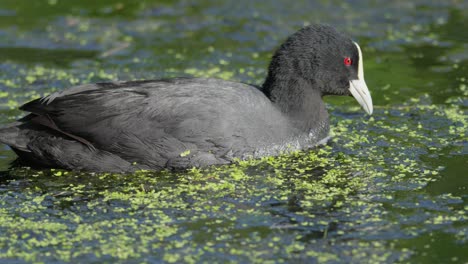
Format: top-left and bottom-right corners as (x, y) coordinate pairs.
(0, 0), (466, 107)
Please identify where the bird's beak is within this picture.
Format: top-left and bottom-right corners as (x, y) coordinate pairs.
(350, 79), (373, 115)
(350, 42), (373, 115)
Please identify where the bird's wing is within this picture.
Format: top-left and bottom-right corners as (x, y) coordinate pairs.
(18, 78), (243, 167)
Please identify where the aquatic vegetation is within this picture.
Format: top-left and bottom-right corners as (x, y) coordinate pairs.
(0, 0), (467, 263)
(0, 98), (466, 262)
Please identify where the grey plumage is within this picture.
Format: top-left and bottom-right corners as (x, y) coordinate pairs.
(0, 24), (371, 172)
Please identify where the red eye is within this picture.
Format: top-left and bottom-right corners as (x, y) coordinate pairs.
(344, 57), (352, 66)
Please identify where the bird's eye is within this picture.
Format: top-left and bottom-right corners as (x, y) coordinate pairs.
(344, 57), (352, 66)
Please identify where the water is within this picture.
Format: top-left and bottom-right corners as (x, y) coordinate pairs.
(0, 0), (467, 263)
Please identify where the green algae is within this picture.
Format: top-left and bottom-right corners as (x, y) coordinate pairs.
(1, 1), (467, 263)
(1, 99), (466, 263)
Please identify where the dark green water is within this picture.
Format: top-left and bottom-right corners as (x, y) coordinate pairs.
(0, 1), (466, 263)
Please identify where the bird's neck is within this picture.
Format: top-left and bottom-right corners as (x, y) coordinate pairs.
(262, 75), (329, 133)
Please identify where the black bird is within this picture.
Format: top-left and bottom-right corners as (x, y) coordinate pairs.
(0, 24), (373, 173)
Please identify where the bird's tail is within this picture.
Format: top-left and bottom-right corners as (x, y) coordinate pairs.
(0, 122), (29, 152)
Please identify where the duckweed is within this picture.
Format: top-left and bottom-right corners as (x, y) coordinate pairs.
(1, 1), (467, 263)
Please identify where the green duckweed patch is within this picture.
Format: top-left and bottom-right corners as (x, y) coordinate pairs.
(1, 1), (467, 263)
(1, 100), (466, 263)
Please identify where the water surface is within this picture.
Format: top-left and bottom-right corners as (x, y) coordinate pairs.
(0, 0), (466, 263)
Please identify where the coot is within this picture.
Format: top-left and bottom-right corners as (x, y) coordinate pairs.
(0, 24), (372, 172)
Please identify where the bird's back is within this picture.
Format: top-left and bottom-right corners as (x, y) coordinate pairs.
(0, 78), (315, 172)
